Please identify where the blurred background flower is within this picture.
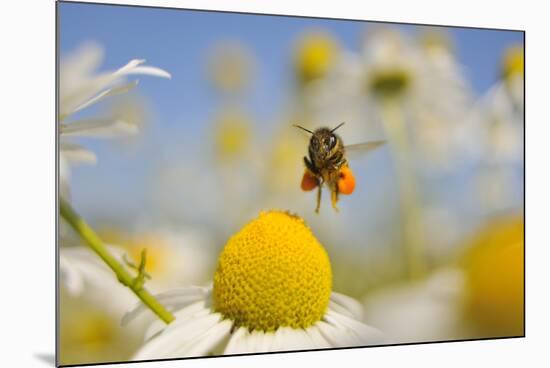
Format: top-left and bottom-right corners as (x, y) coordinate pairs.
(362, 214), (523, 344)
(59, 2), (524, 364)
(460, 215), (524, 337)
(59, 246), (145, 365)
(97, 227), (215, 290)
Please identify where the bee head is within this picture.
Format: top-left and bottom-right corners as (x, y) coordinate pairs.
(294, 122), (344, 159)
(311, 128), (338, 158)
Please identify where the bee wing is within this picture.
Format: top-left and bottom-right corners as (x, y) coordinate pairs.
(344, 140), (385, 158)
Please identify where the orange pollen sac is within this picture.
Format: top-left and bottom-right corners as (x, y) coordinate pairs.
(338, 166), (355, 195)
(301, 169), (319, 191)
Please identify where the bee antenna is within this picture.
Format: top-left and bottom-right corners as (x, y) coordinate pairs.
(331, 122), (345, 133)
(293, 124), (314, 134)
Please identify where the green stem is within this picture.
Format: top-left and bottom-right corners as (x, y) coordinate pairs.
(380, 98), (427, 280)
(60, 198), (175, 324)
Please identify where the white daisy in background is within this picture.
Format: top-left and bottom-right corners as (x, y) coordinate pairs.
(59, 246), (147, 365)
(359, 27), (475, 172)
(362, 267), (466, 344)
(123, 211), (384, 360)
(289, 29), (371, 139)
(478, 45), (523, 166)
(59, 41), (171, 193)
(413, 29), (475, 171)
(206, 41), (256, 95)
(59, 228), (213, 363)
(362, 215), (524, 344)
(60, 288), (145, 366)
(60, 245), (137, 306)
(467, 45), (524, 213)
(61, 226), (214, 296)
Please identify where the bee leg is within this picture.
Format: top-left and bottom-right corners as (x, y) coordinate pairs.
(315, 185), (322, 214)
(304, 156), (317, 175)
(331, 189), (340, 212)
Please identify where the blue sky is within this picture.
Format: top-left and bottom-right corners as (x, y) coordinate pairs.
(58, 2), (524, 223)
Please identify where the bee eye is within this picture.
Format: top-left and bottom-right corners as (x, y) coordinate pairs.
(329, 135), (336, 149)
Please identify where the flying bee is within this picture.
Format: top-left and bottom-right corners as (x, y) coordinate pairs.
(294, 122), (385, 213)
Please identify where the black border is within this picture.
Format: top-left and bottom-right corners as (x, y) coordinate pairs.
(55, 1), (526, 367)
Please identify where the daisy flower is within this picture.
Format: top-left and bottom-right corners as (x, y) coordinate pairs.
(361, 27), (474, 170)
(59, 246), (147, 365)
(461, 215), (524, 337)
(362, 267), (466, 344)
(467, 45), (524, 213)
(293, 30), (339, 88)
(124, 211), (383, 359)
(59, 227), (213, 363)
(60, 287), (145, 365)
(61, 226), (213, 296)
(206, 41), (255, 94)
(59, 41), (171, 191)
(362, 214), (524, 343)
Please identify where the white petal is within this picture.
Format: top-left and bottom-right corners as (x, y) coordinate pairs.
(59, 153), (71, 184)
(330, 292), (365, 320)
(267, 327), (315, 352)
(62, 118), (138, 138)
(133, 313), (222, 360)
(59, 254), (84, 295)
(141, 303), (212, 342)
(256, 330), (276, 352)
(61, 56), (169, 118)
(60, 42), (104, 82)
(285, 328), (316, 351)
(269, 327), (288, 352)
(325, 310), (385, 345)
(246, 330), (266, 353)
(161, 304), (211, 332)
(176, 319), (232, 356)
(143, 318), (168, 342)
(123, 288), (207, 327)
(223, 327), (248, 354)
(328, 300), (355, 319)
(316, 320), (356, 347)
(59, 247), (118, 296)
(127, 66), (171, 79)
(115, 59), (145, 74)
(60, 73), (118, 119)
(60, 143), (96, 165)
(70, 80), (139, 115)
(154, 287), (209, 306)
(304, 324), (331, 349)
(115, 59), (171, 79)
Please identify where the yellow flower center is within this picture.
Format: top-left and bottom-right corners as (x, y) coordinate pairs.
(213, 210), (332, 332)
(462, 215), (524, 336)
(99, 229), (168, 276)
(213, 110), (252, 161)
(420, 30), (453, 54)
(501, 45), (524, 82)
(66, 310), (116, 349)
(127, 235), (168, 276)
(294, 32), (338, 86)
(369, 67), (411, 99)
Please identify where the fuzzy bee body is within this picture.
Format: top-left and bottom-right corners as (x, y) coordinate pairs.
(295, 123), (384, 213)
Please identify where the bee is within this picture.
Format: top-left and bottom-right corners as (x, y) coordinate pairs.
(294, 122), (384, 213)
